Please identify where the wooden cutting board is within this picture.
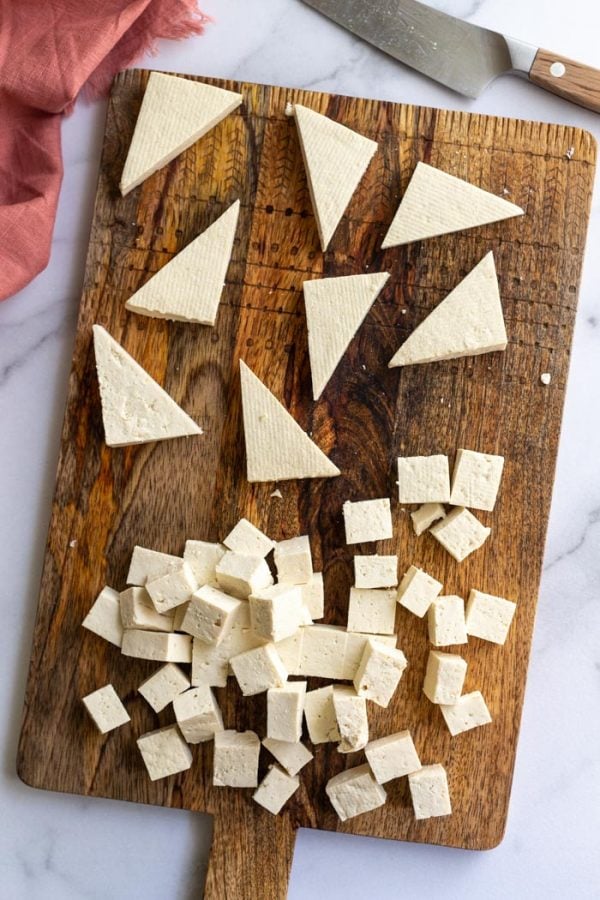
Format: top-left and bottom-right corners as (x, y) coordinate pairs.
(17, 69), (596, 898)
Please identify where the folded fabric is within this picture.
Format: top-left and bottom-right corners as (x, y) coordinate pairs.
(0, 0), (208, 303)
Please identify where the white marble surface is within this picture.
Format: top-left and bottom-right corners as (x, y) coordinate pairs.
(1, 0), (600, 896)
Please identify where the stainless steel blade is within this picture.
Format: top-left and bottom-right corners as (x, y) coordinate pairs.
(301, 0), (537, 98)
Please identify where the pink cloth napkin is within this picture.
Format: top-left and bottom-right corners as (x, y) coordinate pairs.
(0, 0), (208, 302)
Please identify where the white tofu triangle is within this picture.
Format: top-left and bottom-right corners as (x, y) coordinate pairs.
(120, 73), (243, 195)
(304, 272), (390, 399)
(239, 360), (340, 482)
(293, 104), (378, 251)
(388, 252), (507, 368)
(125, 201), (240, 325)
(92, 325), (202, 447)
(382, 162), (524, 248)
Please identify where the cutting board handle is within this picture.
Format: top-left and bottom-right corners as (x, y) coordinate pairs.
(204, 810), (297, 899)
(529, 49), (600, 113)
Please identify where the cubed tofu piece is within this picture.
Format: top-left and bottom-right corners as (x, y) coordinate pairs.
(267, 681), (307, 742)
(326, 764), (387, 821)
(365, 731), (421, 783)
(127, 546), (182, 586)
(342, 632), (397, 680)
(450, 449), (504, 511)
(343, 498), (393, 544)
(333, 686), (369, 753)
(172, 602), (189, 632)
(230, 643), (288, 696)
(354, 554), (398, 589)
(353, 638), (408, 708)
(82, 586), (123, 647)
(273, 630), (304, 675)
(304, 685), (341, 744)
(347, 587), (397, 634)
(300, 572), (324, 619)
(430, 507), (490, 562)
(213, 730), (260, 787)
(262, 738), (313, 776)
(423, 650), (467, 704)
(215, 551), (273, 599)
(173, 686), (224, 743)
(428, 595), (467, 646)
(296, 624), (348, 679)
(440, 690), (492, 736)
(82, 684), (130, 734)
(191, 604), (264, 688)
(120, 586), (175, 632)
(223, 518), (275, 557)
(408, 765), (452, 819)
(181, 584), (241, 645)
(146, 562), (198, 614)
(397, 455), (450, 504)
(137, 725), (193, 781)
(465, 589), (516, 645)
(138, 663), (190, 713)
(410, 503), (446, 536)
(253, 764), (300, 815)
(249, 583), (305, 642)
(183, 540), (226, 584)
(274, 535), (313, 584)
(397, 565), (442, 618)
(121, 630), (192, 663)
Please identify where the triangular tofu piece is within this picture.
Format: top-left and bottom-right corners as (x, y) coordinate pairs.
(293, 104), (378, 251)
(125, 201), (240, 325)
(382, 162), (524, 248)
(304, 272), (390, 399)
(239, 361), (340, 482)
(120, 73), (243, 195)
(92, 325), (202, 446)
(388, 252), (507, 368)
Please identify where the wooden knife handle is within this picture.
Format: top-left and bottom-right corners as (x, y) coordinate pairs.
(529, 49), (600, 113)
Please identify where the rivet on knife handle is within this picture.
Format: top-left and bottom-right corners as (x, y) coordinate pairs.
(528, 50), (600, 113)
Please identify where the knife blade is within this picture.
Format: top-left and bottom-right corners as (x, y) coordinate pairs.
(301, 0), (600, 113)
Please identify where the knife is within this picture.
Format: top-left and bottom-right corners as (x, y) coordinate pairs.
(301, 0), (600, 113)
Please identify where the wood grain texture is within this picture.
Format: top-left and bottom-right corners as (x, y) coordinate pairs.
(17, 69), (596, 898)
(530, 49), (600, 113)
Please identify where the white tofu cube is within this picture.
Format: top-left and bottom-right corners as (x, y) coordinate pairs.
(249, 583), (304, 642)
(353, 639), (407, 708)
(262, 738), (313, 776)
(365, 731), (421, 783)
(410, 503), (446, 536)
(440, 691), (492, 736)
(343, 498), (393, 544)
(428, 595), (468, 646)
(172, 602), (189, 632)
(173, 686), (224, 743)
(82, 586), (123, 647)
(213, 730), (260, 787)
(423, 650), (467, 704)
(347, 587), (397, 634)
(300, 572), (324, 619)
(190, 605), (263, 688)
(326, 764), (387, 821)
(397, 455), (450, 504)
(354, 555), (398, 589)
(82, 684), (130, 734)
(408, 765), (452, 819)
(183, 540), (226, 583)
(296, 625), (348, 679)
(138, 663), (190, 713)
(333, 686), (369, 753)
(274, 535), (313, 584)
(304, 685), (341, 744)
(230, 643), (288, 696)
(273, 630), (304, 674)
(267, 681), (307, 742)
(397, 565), (442, 618)
(137, 725), (193, 781)
(253, 764), (300, 815)
(465, 589), (516, 645)
(127, 546), (182, 586)
(181, 584), (241, 645)
(146, 562), (198, 613)
(223, 518), (274, 557)
(215, 551), (273, 599)
(120, 586), (175, 632)
(342, 632), (397, 681)
(430, 507), (491, 562)
(450, 449), (504, 511)
(121, 630), (192, 664)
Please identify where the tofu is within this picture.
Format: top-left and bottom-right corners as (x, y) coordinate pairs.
(465, 589), (516, 645)
(121, 630), (192, 664)
(274, 535), (313, 584)
(450, 449), (504, 511)
(410, 502), (446, 536)
(172, 602), (189, 632)
(262, 738), (313, 776)
(423, 650), (467, 704)
(173, 686), (224, 743)
(347, 587), (397, 634)
(249, 583), (305, 642)
(267, 681), (307, 742)
(326, 764), (387, 822)
(397, 455), (451, 504)
(213, 730), (260, 788)
(440, 691), (492, 736)
(272, 630), (304, 674)
(354, 555), (398, 589)
(215, 550), (273, 599)
(397, 565), (443, 618)
(430, 507), (491, 562)
(304, 685), (341, 744)
(181, 584), (241, 645)
(333, 686), (369, 753)
(127, 546), (182, 586)
(365, 731), (421, 783)
(138, 663), (190, 713)
(82, 586), (124, 647)
(82, 684), (130, 734)
(296, 624), (348, 679)
(343, 498), (393, 544)
(183, 540), (226, 584)
(223, 518), (275, 558)
(191, 604), (264, 687)
(137, 725), (193, 781)
(299, 572), (324, 619)
(230, 643), (288, 696)
(353, 638), (408, 708)
(253, 764), (300, 815)
(408, 764), (452, 819)
(146, 562), (198, 614)
(120, 586), (175, 632)
(342, 631), (397, 680)
(428, 595), (468, 646)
